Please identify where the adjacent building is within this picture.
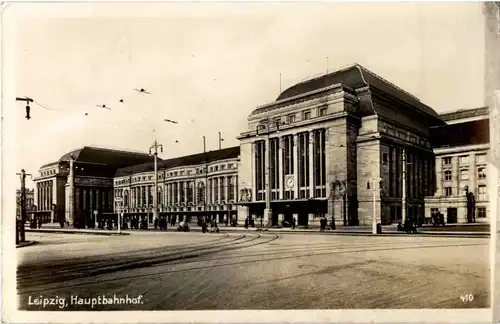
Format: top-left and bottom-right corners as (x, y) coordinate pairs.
(425, 107), (490, 223)
(33, 146), (155, 226)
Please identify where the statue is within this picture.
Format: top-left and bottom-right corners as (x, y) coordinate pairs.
(464, 186), (476, 223)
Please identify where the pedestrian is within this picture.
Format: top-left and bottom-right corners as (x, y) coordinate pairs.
(225, 216), (229, 227)
(154, 217), (158, 230)
(260, 217), (263, 227)
(37, 216), (42, 229)
(244, 217), (249, 229)
(292, 217), (296, 230)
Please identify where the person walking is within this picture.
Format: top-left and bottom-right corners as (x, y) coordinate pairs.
(292, 217), (296, 230)
(244, 217), (249, 229)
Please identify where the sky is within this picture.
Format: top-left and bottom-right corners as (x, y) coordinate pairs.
(2, 1), (486, 190)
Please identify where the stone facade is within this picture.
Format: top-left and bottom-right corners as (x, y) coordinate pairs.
(113, 154), (239, 225)
(425, 107), (490, 223)
(237, 64), (443, 227)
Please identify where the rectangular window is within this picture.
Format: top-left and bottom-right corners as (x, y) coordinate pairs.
(220, 177), (225, 202)
(288, 114), (296, 124)
(459, 155), (469, 165)
(478, 185), (487, 200)
(319, 107), (327, 116)
(476, 153), (487, 165)
(477, 207), (487, 218)
(478, 167), (486, 179)
(460, 169), (469, 180)
(214, 178), (219, 202)
(254, 140), (266, 201)
(444, 187), (452, 197)
(270, 137), (280, 199)
(228, 177), (235, 201)
(444, 169), (452, 181)
(313, 129), (326, 197)
(443, 157), (452, 166)
(303, 110), (311, 120)
(382, 153), (388, 165)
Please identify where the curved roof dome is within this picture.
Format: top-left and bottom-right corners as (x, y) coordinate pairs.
(254, 64), (439, 119)
(41, 146), (156, 169)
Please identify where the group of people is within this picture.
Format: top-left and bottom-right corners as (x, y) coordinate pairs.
(244, 216), (255, 229)
(200, 217), (219, 233)
(154, 216), (169, 231)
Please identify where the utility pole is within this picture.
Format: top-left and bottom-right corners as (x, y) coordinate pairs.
(257, 118), (280, 227)
(218, 132), (224, 150)
(16, 169), (32, 243)
(402, 148), (407, 225)
(149, 139), (163, 225)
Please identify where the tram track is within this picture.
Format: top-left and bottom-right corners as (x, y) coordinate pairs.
(18, 233), (235, 272)
(17, 234), (279, 294)
(17, 234), (248, 284)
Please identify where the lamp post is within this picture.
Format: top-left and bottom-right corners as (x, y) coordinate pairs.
(368, 177), (382, 234)
(149, 140), (163, 224)
(256, 118), (280, 227)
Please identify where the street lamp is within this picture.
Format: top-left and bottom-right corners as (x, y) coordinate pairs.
(367, 178), (382, 234)
(256, 118), (281, 227)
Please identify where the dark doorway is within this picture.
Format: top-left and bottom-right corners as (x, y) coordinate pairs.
(447, 208), (457, 224)
(284, 205), (293, 224)
(298, 211), (308, 226)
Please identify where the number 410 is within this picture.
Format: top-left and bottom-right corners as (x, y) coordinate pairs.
(460, 294), (474, 303)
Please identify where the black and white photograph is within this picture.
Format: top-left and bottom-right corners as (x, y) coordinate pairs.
(2, 1), (499, 323)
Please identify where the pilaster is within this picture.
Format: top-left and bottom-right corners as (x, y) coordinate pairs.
(309, 131), (315, 198)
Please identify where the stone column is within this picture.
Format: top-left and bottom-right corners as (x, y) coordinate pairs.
(278, 137), (284, 200)
(251, 142), (257, 202)
(293, 134), (299, 198)
(309, 131), (315, 198)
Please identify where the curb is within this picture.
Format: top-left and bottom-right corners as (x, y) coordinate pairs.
(25, 229), (130, 236)
(16, 240), (38, 248)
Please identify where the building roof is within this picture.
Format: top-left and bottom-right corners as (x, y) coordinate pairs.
(430, 119), (489, 148)
(439, 107), (489, 122)
(114, 146), (240, 177)
(41, 146), (156, 169)
(251, 64), (440, 119)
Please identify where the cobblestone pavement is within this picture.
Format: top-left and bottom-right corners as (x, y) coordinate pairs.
(17, 232), (489, 310)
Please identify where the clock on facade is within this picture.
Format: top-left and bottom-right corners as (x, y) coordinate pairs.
(285, 175), (294, 189)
